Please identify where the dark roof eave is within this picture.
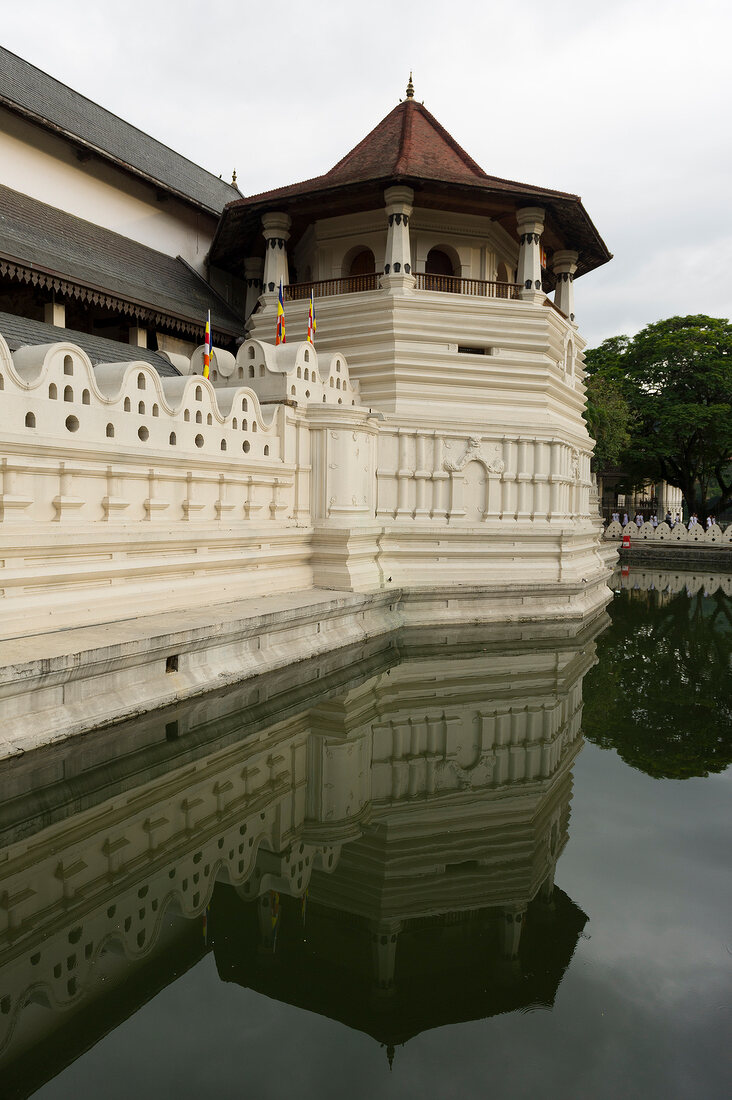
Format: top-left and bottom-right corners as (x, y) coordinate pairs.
(0, 94), (225, 218)
(212, 175), (612, 276)
(0, 249), (244, 339)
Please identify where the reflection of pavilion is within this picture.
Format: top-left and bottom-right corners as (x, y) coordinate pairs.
(0, 615), (603, 1092)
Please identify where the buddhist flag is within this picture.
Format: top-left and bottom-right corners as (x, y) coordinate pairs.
(276, 280), (286, 345)
(307, 293), (316, 344)
(203, 310), (212, 378)
(540, 246), (548, 270)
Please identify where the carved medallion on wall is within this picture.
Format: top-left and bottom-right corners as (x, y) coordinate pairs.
(443, 437), (505, 474)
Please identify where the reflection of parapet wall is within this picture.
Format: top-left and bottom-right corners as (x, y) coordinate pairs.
(612, 567), (732, 596)
(0, 620), (602, 1076)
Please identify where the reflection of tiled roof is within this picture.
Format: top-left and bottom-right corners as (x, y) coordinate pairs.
(0, 45), (237, 214)
(0, 310), (181, 377)
(0, 184), (246, 338)
(233, 99), (578, 207)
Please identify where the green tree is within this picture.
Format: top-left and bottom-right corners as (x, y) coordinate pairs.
(584, 315), (732, 521)
(583, 373), (633, 471)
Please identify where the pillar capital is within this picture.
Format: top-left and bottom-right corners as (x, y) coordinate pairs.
(516, 205), (545, 237)
(261, 211), (291, 241)
(552, 249), (578, 276)
(383, 185), (414, 215)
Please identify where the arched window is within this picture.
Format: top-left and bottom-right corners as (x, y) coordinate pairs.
(425, 249), (456, 291)
(348, 248), (375, 278)
(495, 261), (511, 298)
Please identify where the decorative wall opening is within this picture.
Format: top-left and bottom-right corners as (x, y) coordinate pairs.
(426, 248), (455, 276)
(138, 426), (149, 442)
(65, 415), (79, 432)
(106, 423), (114, 438)
(63, 356), (73, 376)
(64, 386), (73, 402)
(25, 411), (35, 428)
(195, 434), (204, 448)
(496, 260), (511, 284)
(184, 409), (190, 422)
(462, 460), (487, 523)
(243, 440), (250, 453)
(169, 432), (176, 445)
(82, 389), (90, 405)
(137, 373), (146, 390)
(124, 397), (131, 412)
(138, 401), (145, 414)
(49, 383), (57, 399)
(195, 386), (202, 400)
(348, 248), (376, 277)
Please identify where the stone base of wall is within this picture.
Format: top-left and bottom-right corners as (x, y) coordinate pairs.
(0, 576), (613, 759)
(620, 543), (732, 568)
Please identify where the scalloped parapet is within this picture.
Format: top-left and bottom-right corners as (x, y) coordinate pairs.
(604, 518), (730, 544)
(1, 334), (281, 464)
(230, 339), (360, 408)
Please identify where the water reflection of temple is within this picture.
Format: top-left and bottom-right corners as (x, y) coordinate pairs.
(0, 616), (605, 1095)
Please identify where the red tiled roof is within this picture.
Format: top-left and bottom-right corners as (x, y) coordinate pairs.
(210, 97), (611, 279)
(233, 99), (578, 208)
(327, 99), (487, 185)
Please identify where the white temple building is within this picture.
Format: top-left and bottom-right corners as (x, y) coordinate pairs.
(0, 55), (618, 745)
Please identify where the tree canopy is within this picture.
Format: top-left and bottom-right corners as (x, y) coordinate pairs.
(584, 315), (732, 520)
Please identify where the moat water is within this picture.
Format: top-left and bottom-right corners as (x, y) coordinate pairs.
(1, 567), (730, 1100)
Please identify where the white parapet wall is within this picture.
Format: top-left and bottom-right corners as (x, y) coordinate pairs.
(0, 331), (376, 639)
(0, 320), (616, 647)
(604, 520), (731, 544)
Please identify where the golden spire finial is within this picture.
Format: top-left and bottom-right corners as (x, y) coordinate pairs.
(231, 169), (237, 186)
(406, 72), (414, 99)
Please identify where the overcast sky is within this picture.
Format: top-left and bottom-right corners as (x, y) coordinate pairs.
(3, 0), (731, 346)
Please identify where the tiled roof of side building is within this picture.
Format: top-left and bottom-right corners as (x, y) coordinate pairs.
(0, 184), (246, 339)
(0, 46), (238, 214)
(0, 310), (181, 377)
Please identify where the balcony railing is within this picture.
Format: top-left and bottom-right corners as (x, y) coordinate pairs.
(414, 273), (522, 299)
(284, 273), (380, 300)
(283, 272), (523, 301)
